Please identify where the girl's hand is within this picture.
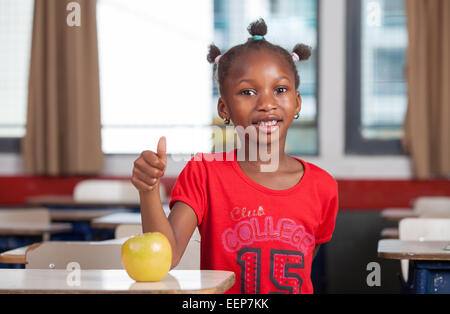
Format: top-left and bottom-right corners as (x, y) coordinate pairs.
(131, 136), (167, 192)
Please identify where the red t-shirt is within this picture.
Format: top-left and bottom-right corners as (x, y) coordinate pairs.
(169, 148), (338, 294)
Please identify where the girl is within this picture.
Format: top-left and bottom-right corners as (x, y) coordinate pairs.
(131, 18), (338, 294)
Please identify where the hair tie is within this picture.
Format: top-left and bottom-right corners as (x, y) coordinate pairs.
(253, 35), (264, 41)
(291, 52), (300, 62)
(214, 55), (222, 64)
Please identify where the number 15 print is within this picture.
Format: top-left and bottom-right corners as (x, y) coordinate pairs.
(237, 248), (304, 294)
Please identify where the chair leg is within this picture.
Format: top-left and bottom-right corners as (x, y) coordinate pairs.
(398, 260), (416, 294)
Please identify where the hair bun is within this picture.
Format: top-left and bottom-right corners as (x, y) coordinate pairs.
(293, 44), (312, 61)
(207, 44), (222, 64)
(247, 18), (268, 37)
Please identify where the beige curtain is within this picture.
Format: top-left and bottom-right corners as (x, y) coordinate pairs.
(403, 0), (450, 179)
(23, 0), (103, 176)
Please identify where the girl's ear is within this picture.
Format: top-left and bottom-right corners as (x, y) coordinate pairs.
(217, 97), (231, 122)
(295, 91), (302, 116)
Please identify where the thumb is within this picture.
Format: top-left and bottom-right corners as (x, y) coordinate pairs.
(157, 136), (167, 167)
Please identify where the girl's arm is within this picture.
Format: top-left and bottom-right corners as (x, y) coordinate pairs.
(139, 187), (197, 269)
(312, 244), (321, 260)
(132, 137), (197, 269)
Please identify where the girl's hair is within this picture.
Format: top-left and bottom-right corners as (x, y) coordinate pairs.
(207, 18), (312, 96)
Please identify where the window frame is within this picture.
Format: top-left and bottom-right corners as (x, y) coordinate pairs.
(345, 0), (405, 155)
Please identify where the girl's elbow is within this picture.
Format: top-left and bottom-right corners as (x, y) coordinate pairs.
(170, 256), (181, 270)
(170, 249), (182, 270)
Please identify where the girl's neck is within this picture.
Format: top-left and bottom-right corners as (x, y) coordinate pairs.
(236, 141), (289, 172)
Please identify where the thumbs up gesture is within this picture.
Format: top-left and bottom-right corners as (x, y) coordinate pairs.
(131, 136), (167, 192)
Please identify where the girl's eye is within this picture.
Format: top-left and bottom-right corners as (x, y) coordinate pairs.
(240, 90), (256, 96)
(275, 87), (288, 94)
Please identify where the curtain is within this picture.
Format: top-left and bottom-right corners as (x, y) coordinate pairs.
(403, 0), (450, 179)
(22, 0), (103, 176)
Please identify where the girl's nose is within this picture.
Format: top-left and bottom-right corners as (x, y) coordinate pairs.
(256, 91), (277, 111)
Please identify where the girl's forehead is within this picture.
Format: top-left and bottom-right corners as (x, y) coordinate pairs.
(227, 49), (292, 81)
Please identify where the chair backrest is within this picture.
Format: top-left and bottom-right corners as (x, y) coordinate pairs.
(399, 218), (450, 241)
(176, 228), (200, 270)
(115, 224), (142, 239)
(74, 180), (139, 203)
(114, 224), (201, 270)
(0, 208), (50, 226)
(398, 218), (450, 282)
(412, 196), (450, 216)
(73, 179), (167, 203)
(420, 212), (450, 219)
(26, 242), (123, 269)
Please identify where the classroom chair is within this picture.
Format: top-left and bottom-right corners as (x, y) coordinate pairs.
(114, 224), (201, 270)
(74, 179), (139, 203)
(380, 196), (450, 239)
(0, 208), (55, 245)
(398, 218), (450, 285)
(115, 224), (143, 239)
(74, 179), (167, 203)
(413, 197), (450, 216)
(25, 241), (123, 269)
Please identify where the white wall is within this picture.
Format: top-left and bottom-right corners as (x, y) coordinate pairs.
(0, 0), (412, 179)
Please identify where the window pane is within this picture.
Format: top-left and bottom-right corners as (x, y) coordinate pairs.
(99, 0), (318, 155)
(213, 0), (318, 155)
(0, 0), (34, 138)
(361, 0), (407, 140)
(102, 126), (213, 155)
(98, 0), (213, 154)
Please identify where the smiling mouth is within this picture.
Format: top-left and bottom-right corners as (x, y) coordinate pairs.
(251, 120), (282, 134)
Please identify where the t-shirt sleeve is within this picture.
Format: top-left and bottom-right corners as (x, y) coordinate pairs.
(168, 154), (208, 226)
(315, 179), (339, 244)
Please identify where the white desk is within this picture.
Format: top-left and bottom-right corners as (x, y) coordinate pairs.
(0, 269), (235, 294)
(90, 205), (170, 229)
(378, 240), (450, 294)
(378, 240), (450, 261)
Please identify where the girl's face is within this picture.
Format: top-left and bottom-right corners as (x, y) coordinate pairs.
(218, 49), (301, 148)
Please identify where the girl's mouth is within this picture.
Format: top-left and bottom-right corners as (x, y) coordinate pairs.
(252, 120), (282, 134)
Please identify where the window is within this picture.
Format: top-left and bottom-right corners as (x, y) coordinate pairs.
(97, 0), (214, 154)
(346, 0), (407, 154)
(99, 0), (319, 155)
(0, 0), (34, 152)
(1, 0), (318, 155)
(213, 0), (319, 155)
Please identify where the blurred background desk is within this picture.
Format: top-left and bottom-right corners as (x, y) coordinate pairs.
(380, 208), (417, 222)
(90, 205), (169, 230)
(0, 223), (71, 242)
(378, 240), (450, 294)
(90, 212), (142, 230)
(26, 195), (140, 209)
(25, 195), (141, 241)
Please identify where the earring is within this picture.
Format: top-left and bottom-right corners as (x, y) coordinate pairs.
(294, 113), (300, 120)
(223, 117), (231, 125)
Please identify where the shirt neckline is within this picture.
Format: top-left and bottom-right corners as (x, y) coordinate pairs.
(229, 148), (308, 196)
